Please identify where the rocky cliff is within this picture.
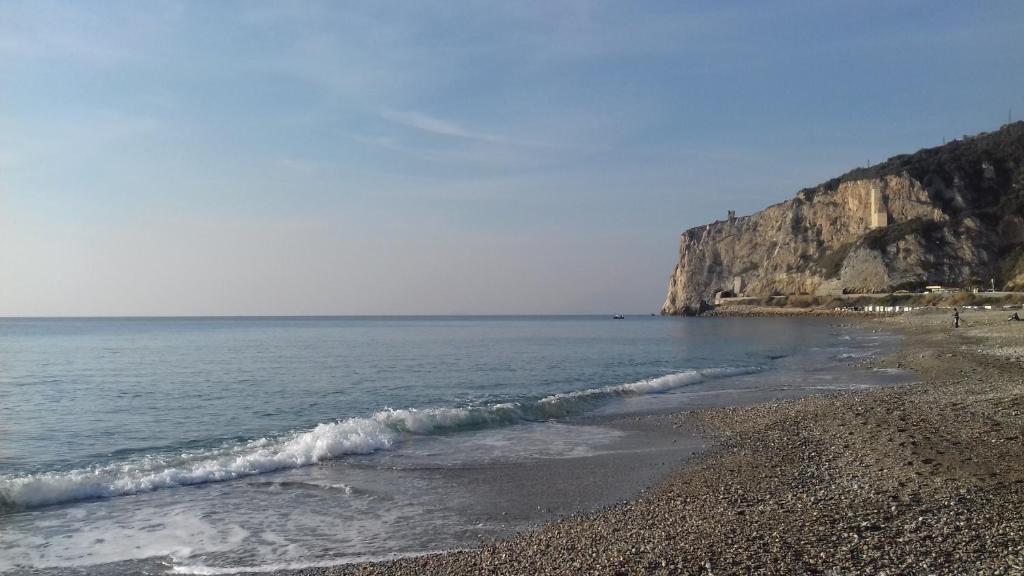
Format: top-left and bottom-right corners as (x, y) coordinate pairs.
(662, 122), (1024, 315)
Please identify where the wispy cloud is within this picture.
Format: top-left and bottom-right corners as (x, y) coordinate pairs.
(378, 108), (511, 145)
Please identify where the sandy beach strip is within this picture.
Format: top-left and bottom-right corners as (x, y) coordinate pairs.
(280, 309), (1024, 575)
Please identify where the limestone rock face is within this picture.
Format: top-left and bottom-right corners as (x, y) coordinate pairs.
(662, 122), (1024, 314)
(840, 248), (889, 294)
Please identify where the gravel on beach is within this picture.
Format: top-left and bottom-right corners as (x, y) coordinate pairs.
(282, 309), (1024, 575)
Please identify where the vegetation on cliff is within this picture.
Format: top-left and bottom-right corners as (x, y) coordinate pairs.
(801, 121), (1024, 205)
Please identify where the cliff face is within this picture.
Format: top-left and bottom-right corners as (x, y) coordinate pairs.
(662, 122), (1024, 315)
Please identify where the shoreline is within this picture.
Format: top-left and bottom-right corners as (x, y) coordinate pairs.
(693, 293), (1024, 318)
(273, 308), (1023, 575)
(698, 303), (957, 318)
(700, 304), (898, 318)
(0, 317), (904, 576)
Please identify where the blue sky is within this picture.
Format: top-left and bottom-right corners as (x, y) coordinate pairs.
(1, 1), (1022, 315)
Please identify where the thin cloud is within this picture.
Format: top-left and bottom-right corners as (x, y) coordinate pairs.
(378, 108), (510, 144)
(377, 108), (564, 153)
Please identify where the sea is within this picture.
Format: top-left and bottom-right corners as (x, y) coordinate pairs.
(0, 316), (906, 574)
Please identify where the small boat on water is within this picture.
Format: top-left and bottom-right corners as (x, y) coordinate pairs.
(612, 314), (625, 319)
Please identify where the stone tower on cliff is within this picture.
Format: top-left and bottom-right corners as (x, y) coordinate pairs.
(869, 187), (888, 229)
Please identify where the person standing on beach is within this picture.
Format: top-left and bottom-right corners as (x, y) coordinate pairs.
(953, 307), (961, 328)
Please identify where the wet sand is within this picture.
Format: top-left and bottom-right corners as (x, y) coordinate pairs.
(277, 309), (1024, 575)
(435, 415), (708, 532)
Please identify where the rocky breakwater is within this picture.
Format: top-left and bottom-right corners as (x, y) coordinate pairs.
(662, 121), (1024, 315)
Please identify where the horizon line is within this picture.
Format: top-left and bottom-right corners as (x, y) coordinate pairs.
(0, 313), (664, 320)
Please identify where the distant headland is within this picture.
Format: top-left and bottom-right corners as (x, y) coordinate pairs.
(662, 121), (1024, 315)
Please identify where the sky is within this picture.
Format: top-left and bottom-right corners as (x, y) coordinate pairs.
(1, 1), (1023, 316)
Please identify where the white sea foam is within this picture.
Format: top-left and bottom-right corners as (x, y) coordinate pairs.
(0, 419), (398, 511)
(535, 367), (760, 413)
(168, 552), (441, 575)
(0, 366), (761, 511)
(0, 507), (248, 571)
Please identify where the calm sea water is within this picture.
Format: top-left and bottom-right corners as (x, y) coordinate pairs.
(0, 316), (902, 574)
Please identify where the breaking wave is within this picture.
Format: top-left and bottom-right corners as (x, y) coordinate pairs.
(0, 366), (761, 511)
